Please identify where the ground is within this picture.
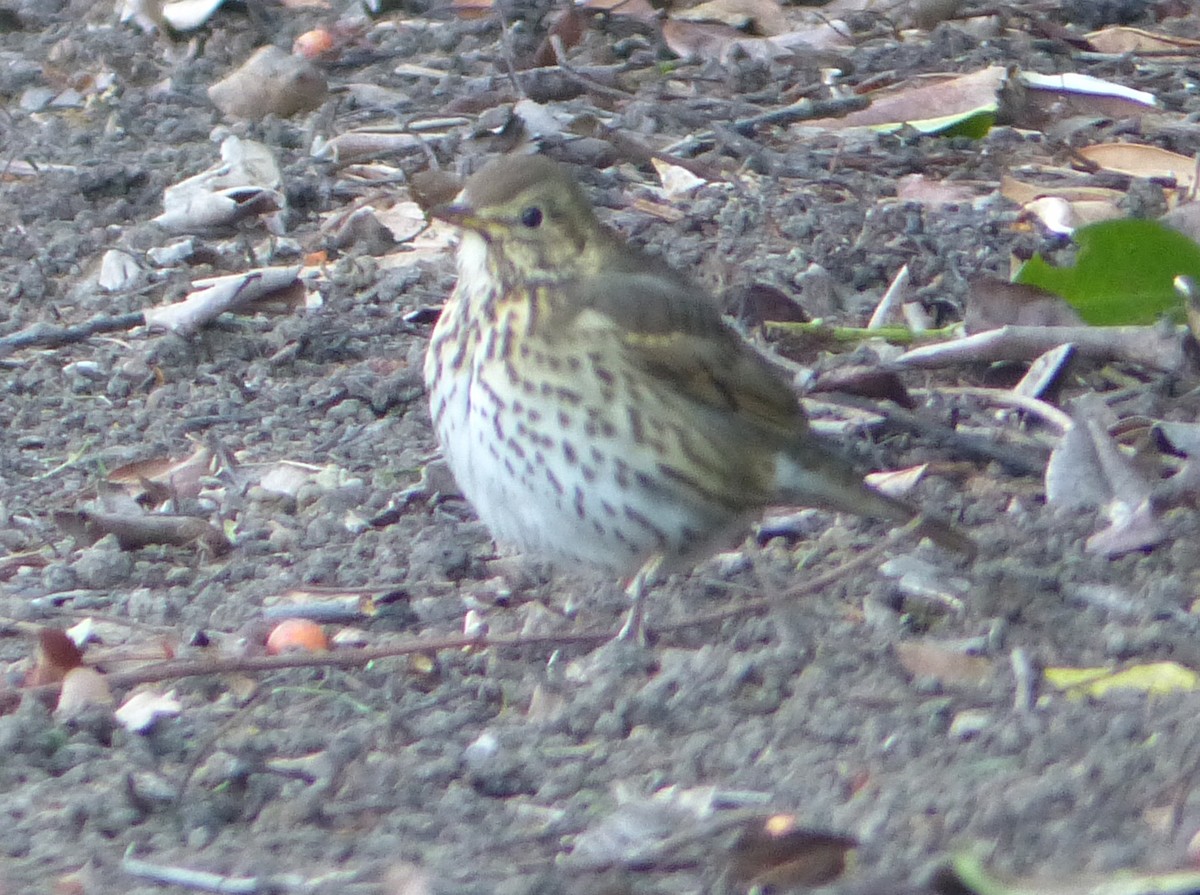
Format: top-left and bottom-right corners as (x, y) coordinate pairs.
(3, 0), (1200, 893)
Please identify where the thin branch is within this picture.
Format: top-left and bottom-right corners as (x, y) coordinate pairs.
(0, 312), (146, 358)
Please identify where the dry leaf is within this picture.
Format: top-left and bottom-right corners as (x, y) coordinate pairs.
(1045, 396), (1165, 556)
(1045, 661), (1199, 698)
(964, 279), (1083, 333)
(156, 135), (285, 234)
(999, 175), (1125, 207)
(106, 445), (216, 505)
(894, 640), (992, 687)
(580, 0), (657, 23)
(1076, 143), (1196, 192)
(651, 158), (707, 200)
(55, 667), (114, 719)
(448, 0), (493, 19)
(116, 690), (182, 732)
(1085, 25), (1200, 56)
(676, 0), (787, 36)
(25, 628), (84, 686)
(208, 45), (328, 119)
(143, 266), (305, 336)
(1020, 195), (1124, 235)
(895, 174), (981, 208)
(726, 817), (855, 891)
(808, 66), (1005, 129)
(54, 508), (233, 554)
(866, 464), (928, 499)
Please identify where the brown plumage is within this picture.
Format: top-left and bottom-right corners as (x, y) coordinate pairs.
(424, 155), (971, 637)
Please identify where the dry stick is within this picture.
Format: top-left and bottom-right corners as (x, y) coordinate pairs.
(121, 854), (263, 894)
(10, 632), (609, 706)
(549, 34), (634, 103)
(822, 391), (1049, 477)
(494, 8), (527, 100)
(0, 312), (146, 358)
(915, 385), (1074, 433)
(653, 523), (919, 634)
(171, 685), (272, 814)
(11, 529), (927, 708)
(730, 93), (869, 135)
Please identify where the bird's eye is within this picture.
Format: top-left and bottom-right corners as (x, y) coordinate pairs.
(520, 206), (544, 228)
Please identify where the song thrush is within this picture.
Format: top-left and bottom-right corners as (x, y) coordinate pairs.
(424, 155), (971, 638)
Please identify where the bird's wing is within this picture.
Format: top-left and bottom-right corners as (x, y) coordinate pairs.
(568, 270), (805, 443)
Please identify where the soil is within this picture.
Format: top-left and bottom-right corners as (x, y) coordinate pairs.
(4, 1), (1200, 893)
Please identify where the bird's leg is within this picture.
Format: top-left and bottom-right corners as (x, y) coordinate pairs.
(615, 553), (665, 643)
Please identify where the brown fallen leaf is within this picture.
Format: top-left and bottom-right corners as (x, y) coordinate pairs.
(964, 279), (1084, 333)
(25, 628), (84, 687)
(208, 45), (328, 119)
(54, 509), (232, 555)
(726, 816), (855, 891)
(1076, 142), (1196, 192)
(55, 667), (114, 719)
(894, 640), (993, 688)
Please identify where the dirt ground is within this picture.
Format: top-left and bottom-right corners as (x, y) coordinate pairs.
(4, 0), (1200, 893)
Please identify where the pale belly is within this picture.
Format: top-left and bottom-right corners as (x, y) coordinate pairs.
(427, 361), (695, 574)
(425, 334), (755, 574)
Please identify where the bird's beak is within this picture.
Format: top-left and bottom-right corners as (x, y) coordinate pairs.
(430, 203), (484, 232)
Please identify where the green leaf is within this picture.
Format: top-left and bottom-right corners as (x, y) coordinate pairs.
(1014, 218), (1200, 325)
(871, 107), (995, 138)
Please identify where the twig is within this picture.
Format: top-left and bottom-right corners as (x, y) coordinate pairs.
(731, 94), (870, 135)
(653, 524), (915, 632)
(0, 312), (146, 358)
(766, 318), (961, 346)
(122, 847), (283, 893)
(550, 35), (633, 102)
(823, 391), (1050, 477)
(894, 324), (1192, 374)
(10, 632), (610, 705)
(918, 385), (1074, 433)
(171, 687), (272, 814)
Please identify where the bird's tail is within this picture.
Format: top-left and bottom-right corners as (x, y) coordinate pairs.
(776, 438), (975, 558)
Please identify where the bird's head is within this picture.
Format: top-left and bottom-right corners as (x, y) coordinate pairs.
(431, 155), (604, 280)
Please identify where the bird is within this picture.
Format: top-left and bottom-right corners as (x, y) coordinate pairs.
(424, 154), (972, 640)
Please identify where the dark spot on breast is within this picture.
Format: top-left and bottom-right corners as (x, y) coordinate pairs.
(627, 407), (644, 445)
(624, 506), (667, 547)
